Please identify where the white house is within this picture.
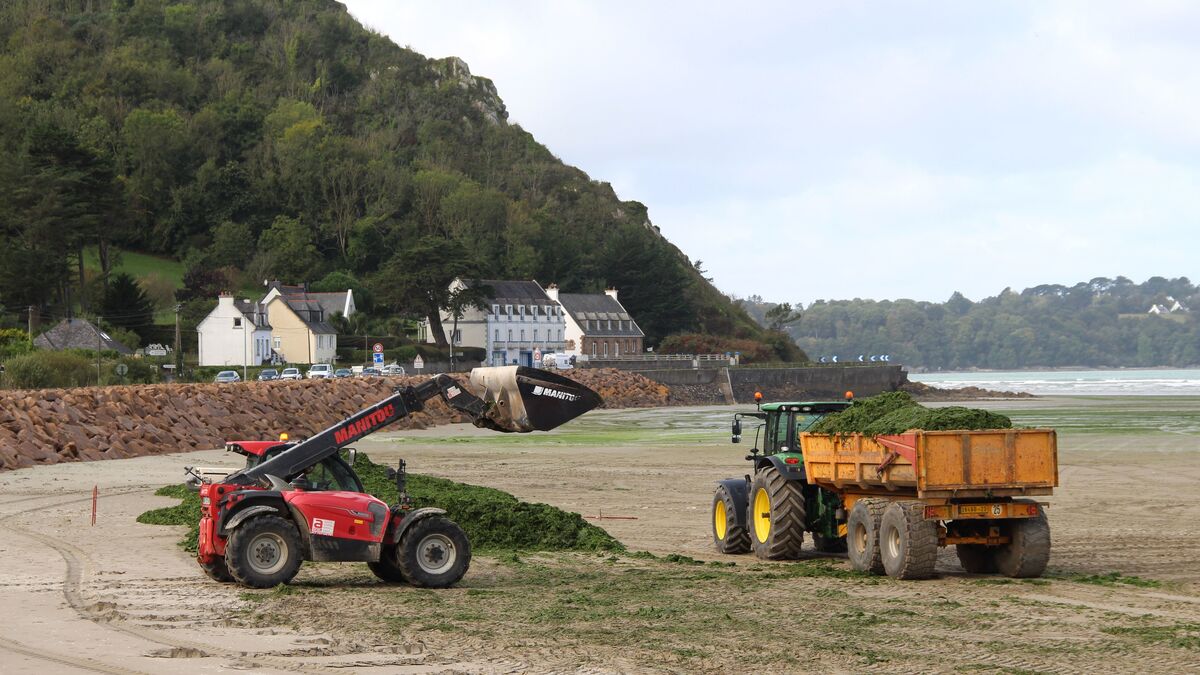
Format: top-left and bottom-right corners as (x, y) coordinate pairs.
(259, 282), (343, 365)
(550, 286), (645, 359)
(197, 294), (272, 367)
(421, 279), (566, 367)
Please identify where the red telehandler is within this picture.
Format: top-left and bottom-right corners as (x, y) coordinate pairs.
(187, 366), (601, 589)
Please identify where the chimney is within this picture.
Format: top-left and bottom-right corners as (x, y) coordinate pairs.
(605, 287), (619, 302)
(218, 292), (234, 307)
(545, 283), (559, 302)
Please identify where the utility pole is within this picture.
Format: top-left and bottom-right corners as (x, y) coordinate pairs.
(27, 305), (34, 341)
(174, 303), (183, 380)
(96, 316), (102, 386)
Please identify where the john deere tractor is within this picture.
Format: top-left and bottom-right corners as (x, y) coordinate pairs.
(712, 398), (852, 559)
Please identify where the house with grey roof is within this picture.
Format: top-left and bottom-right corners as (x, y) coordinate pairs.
(421, 279), (566, 367)
(260, 282), (344, 364)
(34, 318), (133, 355)
(548, 286), (645, 359)
(196, 294), (272, 367)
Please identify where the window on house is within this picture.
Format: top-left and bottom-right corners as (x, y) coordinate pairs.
(615, 341), (620, 356)
(452, 329), (461, 345)
(495, 329), (500, 341)
(604, 341), (609, 356)
(591, 341), (596, 357)
(492, 304), (499, 314)
(505, 305), (511, 315)
(534, 329), (539, 342)
(520, 329), (525, 342)
(273, 337), (281, 348)
(558, 329), (562, 341)
(233, 317), (242, 328)
(508, 329), (513, 341)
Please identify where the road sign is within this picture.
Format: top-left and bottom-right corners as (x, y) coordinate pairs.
(114, 363), (128, 376)
(413, 355), (425, 370)
(533, 348), (542, 362)
(372, 343), (384, 354)
(373, 352), (384, 365)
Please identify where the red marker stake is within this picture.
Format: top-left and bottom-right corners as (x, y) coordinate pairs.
(91, 485), (98, 526)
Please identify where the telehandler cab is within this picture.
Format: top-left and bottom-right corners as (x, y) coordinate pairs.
(188, 366), (601, 589)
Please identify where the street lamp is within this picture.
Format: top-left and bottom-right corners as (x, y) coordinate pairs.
(238, 321), (248, 382)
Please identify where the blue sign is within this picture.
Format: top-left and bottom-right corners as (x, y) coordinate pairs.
(373, 352), (384, 365)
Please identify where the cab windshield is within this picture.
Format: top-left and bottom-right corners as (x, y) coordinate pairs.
(794, 413), (823, 433)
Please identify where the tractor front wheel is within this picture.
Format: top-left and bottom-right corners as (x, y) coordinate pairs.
(225, 515), (303, 588)
(749, 467), (805, 560)
(397, 516), (471, 588)
(712, 485), (750, 554)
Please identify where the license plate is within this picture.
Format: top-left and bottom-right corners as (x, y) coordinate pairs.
(959, 504), (990, 516)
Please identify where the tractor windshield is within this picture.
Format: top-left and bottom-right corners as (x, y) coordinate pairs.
(795, 413), (824, 433)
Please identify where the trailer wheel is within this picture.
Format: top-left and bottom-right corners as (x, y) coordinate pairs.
(749, 467), (805, 560)
(813, 533), (848, 554)
(712, 485), (750, 554)
(994, 508), (1050, 578)
(397, 516), (471, 588)
(879, 501), (938, 579)
(199, 557), (233, 583)
(955, 544), (998, 574)
(368, 546), (408, 584)
(225, 515), (303, 588)
(847, 498), (887, 574)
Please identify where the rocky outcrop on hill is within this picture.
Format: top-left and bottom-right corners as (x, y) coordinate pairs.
(0, 369), (668, 471)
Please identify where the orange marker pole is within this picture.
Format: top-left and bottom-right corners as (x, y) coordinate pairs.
(91, 485), (98, 526)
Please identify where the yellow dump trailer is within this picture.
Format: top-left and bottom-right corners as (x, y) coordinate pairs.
(800, 429), (1058, 579)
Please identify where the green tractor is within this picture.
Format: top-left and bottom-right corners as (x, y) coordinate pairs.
(712, 398), (853, 559)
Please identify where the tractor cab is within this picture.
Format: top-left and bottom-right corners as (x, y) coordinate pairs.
(732, 401), (852, 458)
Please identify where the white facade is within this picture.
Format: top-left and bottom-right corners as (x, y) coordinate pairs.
(197, 295), (272, 367)
(422, 279), (566, 367)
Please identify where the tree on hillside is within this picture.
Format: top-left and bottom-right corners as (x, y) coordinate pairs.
(102, 272), (156, 343)
(765, 302), (802, 331)
(371, 235), (482, 347)
(254, 215), (322, 282)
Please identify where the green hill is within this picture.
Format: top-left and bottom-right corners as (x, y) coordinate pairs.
(0, 0), (782, 355)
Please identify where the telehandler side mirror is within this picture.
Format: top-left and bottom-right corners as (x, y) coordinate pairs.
(731, 418), (742, 444)
(345, 448), (357, 466)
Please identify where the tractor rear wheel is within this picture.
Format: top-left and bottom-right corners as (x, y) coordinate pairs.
(813, 533), (848, 554)
(368, 545), (408, 584)
(879, 501), (938, 580)
(225, 515), (303, 588)
(199, 557), (233, 583)
(711, 485), (750, 554)
(847, 498), (887, 574)
(749, 467), (805, 560)
(397, 516), (471, 588)
(956, 545), (998, 574)
(994, 509), (1050, 578)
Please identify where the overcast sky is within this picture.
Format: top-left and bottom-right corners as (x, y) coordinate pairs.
(343, 1), (1199, 305)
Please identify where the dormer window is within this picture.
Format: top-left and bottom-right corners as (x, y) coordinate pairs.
(505, 304), (512, 315)
(492, 304), (499, 315)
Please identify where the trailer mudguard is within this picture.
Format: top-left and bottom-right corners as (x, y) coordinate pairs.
(387, 507), (448, 545)
(715, 478), (750, 530)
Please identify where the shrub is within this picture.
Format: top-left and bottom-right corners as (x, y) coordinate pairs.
(4, 350), (97, 389)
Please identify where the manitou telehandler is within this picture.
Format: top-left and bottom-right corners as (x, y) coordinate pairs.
(188, 366), (601, 589)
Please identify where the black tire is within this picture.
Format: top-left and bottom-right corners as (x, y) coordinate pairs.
(994, 508), (1050, 578)
(846, 498), (887, 574)
(813, 533), (848, 554)
(199, 557), (234, 583)
(225, 515), (304, 588)
(712, 485), (750, 554)
(368, 545), (408, 583)
(879, 501), (938, 580)
(748, 467), (805, 560)
(397, 516), (471, 588)
(956, 544), (998, 574)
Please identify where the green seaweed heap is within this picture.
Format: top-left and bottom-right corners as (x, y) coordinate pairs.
(809, 391), (1012, 436)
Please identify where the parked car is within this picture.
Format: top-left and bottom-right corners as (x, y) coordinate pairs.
(333, 368), (352, 379)
(214, 370), (241, 384)
(359, 367), (382, 377)
(307, 364), (333, 379)
(279, 367), (302, 380)
(380, 364), (406, 376)
(257, 369), (279, 381)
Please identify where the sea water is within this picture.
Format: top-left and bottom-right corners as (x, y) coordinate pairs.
(910, 368), (1200, 396)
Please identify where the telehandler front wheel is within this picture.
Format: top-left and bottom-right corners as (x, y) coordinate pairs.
(397, 516), (471, 588)
(749, 467), (805, 560)
(847, 498), (887, 574)
(199, 557), (234, 583)
(368, 546), (408, 584)
(712, 485), (750, 554)
(225, 515), (304, 588)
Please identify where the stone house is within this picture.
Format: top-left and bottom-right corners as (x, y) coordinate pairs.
(550, 287), (644, 359)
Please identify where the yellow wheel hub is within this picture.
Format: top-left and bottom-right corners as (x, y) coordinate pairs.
(714, 499), (727, 540)
(754, 487), (771, 543)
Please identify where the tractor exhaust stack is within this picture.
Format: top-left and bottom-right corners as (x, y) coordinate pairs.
(468, 366), (603, 433)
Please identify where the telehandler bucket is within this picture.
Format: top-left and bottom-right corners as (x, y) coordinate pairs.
(468, 366), (603, 433)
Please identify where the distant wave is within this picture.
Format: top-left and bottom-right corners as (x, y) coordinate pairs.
(910, 369), (1200, 396)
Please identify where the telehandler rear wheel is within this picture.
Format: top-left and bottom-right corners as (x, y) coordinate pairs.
(199, 557), (234, 583)
(225, 515), (304, 588)
(397, 516), (471, 588)
(847, 498), (887, 574)
(712, 485), (750, 554)
(994, 508), (1050, 578)
(749, 467), (805, 560)
(879, 501), (938, 580)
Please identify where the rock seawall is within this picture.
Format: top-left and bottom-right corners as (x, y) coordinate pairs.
(0, 369), (667, 471)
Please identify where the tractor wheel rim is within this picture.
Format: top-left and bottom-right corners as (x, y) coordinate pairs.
(416, 533), (456, 575)
(248, 532), (287, 575)
(714, 499), (727, 540)
(753, 488), (771, 543)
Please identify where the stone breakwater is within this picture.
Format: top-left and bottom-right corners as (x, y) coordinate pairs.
(0, 369), (669, 471)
